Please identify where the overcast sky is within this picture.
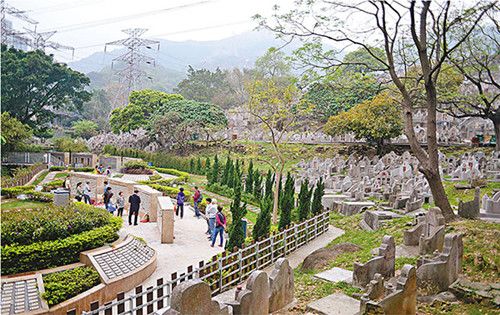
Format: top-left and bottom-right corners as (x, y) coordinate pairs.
(7, 0), (293, 61)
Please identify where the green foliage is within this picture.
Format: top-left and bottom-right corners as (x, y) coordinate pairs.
(196, 157), (202, 174)
(226, 172), (247, 250)
(253, 170), (263, 199)
(245, 160), (254, 194)
(123, 160), (149, 170)
(205, 157), (211, 176)
(109, 89), (184, 133)
(311, 177), (325, 215)
(81, 89), (112, 131)
(43, 266), (101, 306)
(42, 179), (65, 191)
(1, 203), (113, 246)
(1, 217), (121, 275)
(0, 112), (33, 155)
(1, 45), (91, 131)
(1, 164), (43, 187)
(342, 46), (387, 73)
(147, 184), (192, 200)
(279, 173), (295, 229)
(72, 120), (99, 139)
(254, 47), (293, 80)
(1, 185), (36, 197)
(298, 179), (312, 221)
(264, 170), (273, 199)
(253, 196), (272, 240)
(48, 166), (94, 172)
(209, 154), (220, 185)
(190, 159), (195, 173)
(324, 92), (403, 150)
(52, 137), (89, 152)
(221, 156), (232, 186)
(205, 183), (260, 207)
(153, 167), (190, 182)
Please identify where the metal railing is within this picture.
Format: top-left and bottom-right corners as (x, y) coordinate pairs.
(79, 210), (331, 315)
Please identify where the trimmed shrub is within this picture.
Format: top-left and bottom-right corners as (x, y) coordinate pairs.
(121, 160), (152, 174)
(1, 217), (122, 275)
(42, 179), (65, 191)
(148, 184), (192, 200)
(42, 266), (101, 306)
(25, 191), (54, 202)
(49, 166), (94, 172)
(49, 166), (66, 172)
(1, 185), (35, 197)
(2, 203), (113, 246)
(153, 167), (189, 182)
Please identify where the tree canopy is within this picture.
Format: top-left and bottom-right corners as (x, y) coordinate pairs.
(324, 92), (403, 150)
(72, 120), (99, 139)
(0, 45), (91, 131)
(1, 112), (32, 155)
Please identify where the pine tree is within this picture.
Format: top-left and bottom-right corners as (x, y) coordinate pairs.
(278, 173), (294, 230)
(311, 177), (325, 215)
(227, 160), (235, 188)
(298, 179), (312, 221)
(210, 155), (219, 185)
(264, 170), (273, 199)
(196, 157), (202, 174)
(221, 156), (231, 186)
(189, 158), (195, 173)
(253, 196), (272, 240)
(245, 160), (254, 194)
(226, 173), (247, 249)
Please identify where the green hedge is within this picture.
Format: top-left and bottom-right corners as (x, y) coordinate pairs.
(153, 167), (190, 182)
(1, 217), (122, 275)
(148, 184), (192, 200)
(42, 179), (65, 191)
(1, 185), (35, 197)
(2, 203), (113, 246)
(42, 266), (101, 306)
(49, 166), (94, 172)
(206, 183), (260, 207)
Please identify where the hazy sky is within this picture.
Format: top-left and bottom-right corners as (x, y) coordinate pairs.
(7, 0), (293, 61)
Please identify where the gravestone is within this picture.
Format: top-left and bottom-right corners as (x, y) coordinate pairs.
(268, 258), (294, 313)
(166, 279), (229, 315)
(228, 271), (270, 315)
(353, 235), (395, 288)
(482, 191), (500, 214)
(458, 187), (480, 219)
(407, 207), (445, 255)
(417, 233), (463, 293)
(360, 265), (417, 315)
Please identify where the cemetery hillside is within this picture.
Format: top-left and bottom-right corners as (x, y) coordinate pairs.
(1, 1), (500, 315)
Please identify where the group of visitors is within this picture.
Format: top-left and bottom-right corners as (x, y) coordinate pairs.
(174, 186), (226, 247)
(75, 181), (142, 226)
(95, 164), (112, 176)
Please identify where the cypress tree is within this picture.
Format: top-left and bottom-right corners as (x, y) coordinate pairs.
(311, 177), (325, 215)
(245, 160), (254, 193)
(253, 196), (272, 240)
(205, 157), (211, 176)
(226, 173), (247, 249)
(264, 170), (273, 199)
(221, 156), (231, 186)
(298, 179), (312, 221)
(227, 160), (235, 188)
(209, 155), (219, 185)
(196, 157), (202, 174)
(278, 173), (294, 230)
(253, 170), (263, 198)
(189, 158), (195, 173)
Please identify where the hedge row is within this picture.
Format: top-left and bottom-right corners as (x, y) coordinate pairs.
(42, 179), (65, 191)
(49, 166), (94, 172)
(2, 203), (113, 246)
(42, 266), (101, 306)
(1, 217), (122, 275)
(153, 167), (190, 182)
(205, 183), (260, 207)
(0, 186), (53, 202)
(148, 184), (192, 200)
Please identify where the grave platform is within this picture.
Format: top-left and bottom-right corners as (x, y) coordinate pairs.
(314, 267), (353, 284)
(306, 292), (360, 315)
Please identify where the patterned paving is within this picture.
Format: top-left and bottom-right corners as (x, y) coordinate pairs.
(93, 238), (155, 280)
(1, 278), (42, 315)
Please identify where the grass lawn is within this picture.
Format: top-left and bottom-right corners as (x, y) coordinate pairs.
(32, 170), (49, 186)
(444, 180), (500, 207)
(54, 172), (69, 179)
(1, 199), (48, 210)
(289, 212), (500, 314)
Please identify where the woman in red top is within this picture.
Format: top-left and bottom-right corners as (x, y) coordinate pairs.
(211, 206), (226, 247)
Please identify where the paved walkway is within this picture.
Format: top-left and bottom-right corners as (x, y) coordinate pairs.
(118, 205), (225, 289)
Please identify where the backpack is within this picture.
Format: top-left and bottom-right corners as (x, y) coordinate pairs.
(197, 191), (203, 203)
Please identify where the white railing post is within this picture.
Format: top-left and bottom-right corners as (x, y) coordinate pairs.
(314, 215), (318, 239)
(283, 228), (287, 255)
(270, 236), (274, 263)
(238, 251), (243, 282)
(255, 242), (260, 269)
(218, 258), (223, 294)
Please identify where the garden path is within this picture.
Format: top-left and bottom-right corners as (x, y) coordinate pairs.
(39, 171), (58, 185)
(118, 205), (225, 289)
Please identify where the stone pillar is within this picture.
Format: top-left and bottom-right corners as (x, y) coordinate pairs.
(158, 196), (175, 244)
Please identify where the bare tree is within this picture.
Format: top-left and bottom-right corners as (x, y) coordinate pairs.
(256, 0), (497, 221)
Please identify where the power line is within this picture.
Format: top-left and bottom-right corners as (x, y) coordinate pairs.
(39, 1), (213, 33)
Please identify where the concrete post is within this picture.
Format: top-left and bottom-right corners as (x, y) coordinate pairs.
(158, 196), (175, 244)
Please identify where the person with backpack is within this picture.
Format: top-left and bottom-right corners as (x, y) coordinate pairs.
(193, 186), (203, 218)
(211, 206), (226, 248)
(103, 187), (114, 213)
(176, 187), (185, 219)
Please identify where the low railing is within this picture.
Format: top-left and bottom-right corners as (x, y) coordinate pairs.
(79, 210), (331, 315)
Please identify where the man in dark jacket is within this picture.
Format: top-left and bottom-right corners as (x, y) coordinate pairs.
(128, 189), (141, 226)
(176, 187), (186, 219)
(103, 187), (114, 212)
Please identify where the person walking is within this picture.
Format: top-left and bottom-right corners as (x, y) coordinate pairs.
(176, 187), (185, 219)
(116, 191), (125, 217)
(206, 198), (217, 238)
(75, 182), (83, 202)
(103, 187), (114, 213)
(128, 189), (141, 225)
(211, 206), (226, 248)
(193, 186), (202, 218)
(105, 167), (112, 177)
(83, 181), (91, 204)
(103, 181), (109, 194)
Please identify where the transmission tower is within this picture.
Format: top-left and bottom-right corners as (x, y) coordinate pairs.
(1, 0), (37, 49)
(105, 28), (160, 93)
